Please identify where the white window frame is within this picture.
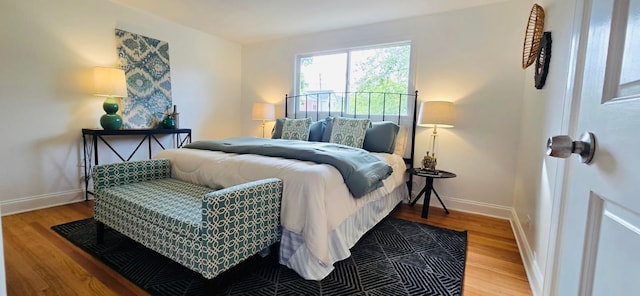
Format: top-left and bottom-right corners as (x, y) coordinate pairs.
(293, 41), (416, 119)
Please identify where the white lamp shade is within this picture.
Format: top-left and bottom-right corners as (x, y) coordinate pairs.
(418, 101), (455, 128)
(93, 67), (127, 97)
(252, 103), (276, 121)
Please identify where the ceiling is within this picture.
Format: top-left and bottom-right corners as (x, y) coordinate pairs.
(112, 0), (513, 44)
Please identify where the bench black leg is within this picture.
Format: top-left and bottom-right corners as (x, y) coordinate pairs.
(270, 242), (280, 261)
(96, 221), (104, 244)
(205, 277), (230, 294)
(204, 251), (268, 294)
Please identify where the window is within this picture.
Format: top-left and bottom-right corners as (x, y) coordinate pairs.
(295, 42), (412, 116)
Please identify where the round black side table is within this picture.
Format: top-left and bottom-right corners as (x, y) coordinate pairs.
(408, 168), (456, 218)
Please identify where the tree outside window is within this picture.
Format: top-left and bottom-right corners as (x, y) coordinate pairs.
(296, 42), (411, 116)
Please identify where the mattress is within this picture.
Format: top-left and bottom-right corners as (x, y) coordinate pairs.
(154, 146), (408, 279)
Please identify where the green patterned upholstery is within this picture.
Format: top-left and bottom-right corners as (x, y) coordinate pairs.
(92, 159), (283, 279)
(201, 180), (282, 277)
(97, 178), (209, 239)
(93, 159), (171, 190)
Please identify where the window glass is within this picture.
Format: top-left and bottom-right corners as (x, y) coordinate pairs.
(298, 53), (346, 113)
(296, 43), (411, 116)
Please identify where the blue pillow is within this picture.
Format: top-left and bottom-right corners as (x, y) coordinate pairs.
(321, 116), (334, 142)
(362, 121), (400, 153)
(272, 118), (325, 141)
(308, 120), (325, 142)
(271, 118), (285, 139)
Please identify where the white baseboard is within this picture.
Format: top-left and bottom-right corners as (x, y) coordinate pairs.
(423, 196), (513, 220)
(418, 196), (540, 294)
(0, 190), (86, 216)
(510, 209), (543, 296)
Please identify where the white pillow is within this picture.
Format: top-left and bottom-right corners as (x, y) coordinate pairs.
(393, 126), (408, 156)
(281, 118), (312, 141)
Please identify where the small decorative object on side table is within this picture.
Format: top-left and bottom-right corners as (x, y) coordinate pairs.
(161, 115), (177, 129)
(160, 105), (179, 129)
(408, 167), (457, 218)
(422, 152), (437, 171)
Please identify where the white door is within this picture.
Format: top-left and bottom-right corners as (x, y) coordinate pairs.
(553, 0), (640, 295)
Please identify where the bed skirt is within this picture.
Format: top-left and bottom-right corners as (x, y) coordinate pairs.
(279, 185), (408, 280)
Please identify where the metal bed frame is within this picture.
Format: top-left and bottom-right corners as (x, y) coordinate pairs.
(284, 90), (419, 193)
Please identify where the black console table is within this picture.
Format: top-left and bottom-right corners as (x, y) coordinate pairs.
(82, 128), (192, 200)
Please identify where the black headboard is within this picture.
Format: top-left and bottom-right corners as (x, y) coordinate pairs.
(285, 90), (419, 193)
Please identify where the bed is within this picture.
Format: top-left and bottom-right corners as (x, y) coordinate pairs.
(154, 91), (419, 280)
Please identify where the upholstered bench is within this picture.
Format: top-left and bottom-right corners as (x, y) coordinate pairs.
(92, 158), (282, 280)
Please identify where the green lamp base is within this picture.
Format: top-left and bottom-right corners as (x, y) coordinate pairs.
(100, 96), (122, 130)
(100, 114), (122, 130)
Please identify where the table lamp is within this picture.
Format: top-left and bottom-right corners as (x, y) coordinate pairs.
(418, 100), (455, 171)
(252, 102), (275, 138)
(93, 67), (127, 130)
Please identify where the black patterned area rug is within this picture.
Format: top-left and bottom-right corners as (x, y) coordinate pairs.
(52, 217), (467, 296)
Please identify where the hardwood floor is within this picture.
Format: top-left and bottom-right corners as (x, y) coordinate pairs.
(391, 204), (532, 295)
(2, 201), (532, 295)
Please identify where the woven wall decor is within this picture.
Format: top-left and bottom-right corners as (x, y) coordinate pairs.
(522, 4), (545, 69)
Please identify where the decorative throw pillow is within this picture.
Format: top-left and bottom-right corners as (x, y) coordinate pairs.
(363, 121), (400, 153)
(271, 118), (285, 139)
(329, 117), (371, 148)
(308, 120), (325, 142)
(273, 118), (324, 141)
(393, 126), (408, 156)
(321, 116), (334, 142)
(281, 118), (312, 141)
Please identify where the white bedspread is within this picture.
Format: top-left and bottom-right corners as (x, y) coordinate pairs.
(154, 147), (407, 266)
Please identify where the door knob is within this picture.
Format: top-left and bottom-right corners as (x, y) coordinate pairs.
(546, 132), (596, 164)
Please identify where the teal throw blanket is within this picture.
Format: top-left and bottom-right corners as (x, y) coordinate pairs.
(184, 137), (393, 198)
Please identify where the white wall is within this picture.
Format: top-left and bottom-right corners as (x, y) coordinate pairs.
(0, 0), (242, 214)
(511, 0), (578, 295)
(242, 1), (525, 214)
(0, 0), (582, 293)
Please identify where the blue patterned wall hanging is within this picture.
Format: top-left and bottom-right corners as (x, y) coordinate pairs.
(116, 29), (172, 129)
